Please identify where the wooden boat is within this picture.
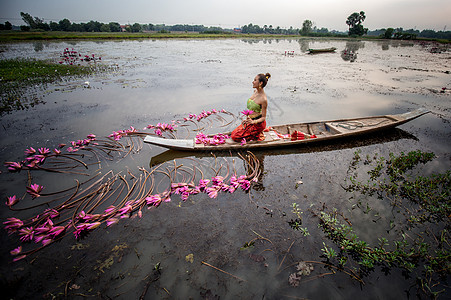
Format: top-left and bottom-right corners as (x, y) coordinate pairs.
(308, 47), (337, 54)
(144, 109), (429, 151)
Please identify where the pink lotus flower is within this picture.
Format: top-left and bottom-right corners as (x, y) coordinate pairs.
(10, 246), (22, 256)
(87, 134), (96, 140)
(212, 176), (224, 186)
(198, 179), (210, 190)
(13, 255), (27, 262)
(24, 147), (36, 155)
(241, 109), (254, 116)
(3, 217), (24, 232)
(26, 183), (44, 199)
(38, 147), (51, 155)
(106, 218), (119, 227)
(118, 204), (132, 218)
(145, 194), (162, 207)
(5, 161), (22, 172)
(86, 222), (101, 230)
(6, 195), (19, 207)
(49, 226), (66, 238)
(241, 138), (247, 146)
(41, 238), (53, 246)
(104, 205), (116, 215)
(73, 222), (100, 239)
(33, 154), (46, 163)
(19, 227), (34, 242)
(53, 149), (61, 155)
(206, 187), (219, 199)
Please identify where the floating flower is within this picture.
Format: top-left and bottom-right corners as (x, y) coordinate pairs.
(241, 138), (247, 146)
(206, 187), (219, 199)
(6, 195), (19, 207)
(18, 227), (34, 242)
(10, 246), (22, 256)
(49, 226), (66, 238)
(145, 194), (162, 207)
(106, 218), (119, 227)
(117, 204), (132, 218)
(13, 255), (27, 262)
(38, 148), (51, 155)
(198, 179), (210, 189)
(103, 206), (116, 215)
(3, 217), (23, 232)
(5, 161), (22, 172)
(26, 183), (44, 199)
(24, 147), (36, 155)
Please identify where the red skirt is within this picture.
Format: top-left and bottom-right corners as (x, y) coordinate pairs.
(231, 121), (266, 142)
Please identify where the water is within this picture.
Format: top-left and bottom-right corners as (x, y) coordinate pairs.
(0, 38), (450, 299)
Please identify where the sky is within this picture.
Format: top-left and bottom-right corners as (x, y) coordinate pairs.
(0, 0), (450, 32)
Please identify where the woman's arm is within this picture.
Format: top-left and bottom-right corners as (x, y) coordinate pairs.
(244, 98), (267, 125)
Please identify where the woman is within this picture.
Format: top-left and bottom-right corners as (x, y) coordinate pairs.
(231, 73), (271, 142)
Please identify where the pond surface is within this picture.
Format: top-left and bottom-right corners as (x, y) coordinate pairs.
(0, 38), (450, 299)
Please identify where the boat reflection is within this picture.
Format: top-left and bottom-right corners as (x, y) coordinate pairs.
(149, 128), (417, 191)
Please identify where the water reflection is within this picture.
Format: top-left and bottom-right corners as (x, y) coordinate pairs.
(33, 41), (44, 52)
(297, 39), (310, 53)
(377, 40), (415, 50)
(340, 41), (364, 62)
(149, 128), (418, 192)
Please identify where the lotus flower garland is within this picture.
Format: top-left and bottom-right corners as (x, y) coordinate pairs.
(2, 108), (260, 262)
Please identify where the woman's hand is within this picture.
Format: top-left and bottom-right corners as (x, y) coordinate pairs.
(242, 117), (254, 125)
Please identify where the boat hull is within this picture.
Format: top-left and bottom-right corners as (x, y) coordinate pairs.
(144, 109), (429, 151)
(308, 47), (337, 54)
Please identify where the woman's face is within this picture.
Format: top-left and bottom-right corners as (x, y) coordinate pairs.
(252, 76), (261, 89)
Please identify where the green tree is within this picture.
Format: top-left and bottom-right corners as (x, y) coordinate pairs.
(384, 28), (394, 39)
(20, 12), (37, 29)
(109, 22), (122, 32)
(301, 20), (312, 35)
(131, 23), (142, 32)
(58, 19), (71, 31)
(346, 11), (368, 36)
(85, 20), (102, 32)
(100, 24), (110, 32)
(49, 21), (59, 31)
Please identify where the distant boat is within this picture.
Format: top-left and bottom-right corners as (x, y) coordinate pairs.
(144, 109), (429, 151)
(308, 47), (337, 54)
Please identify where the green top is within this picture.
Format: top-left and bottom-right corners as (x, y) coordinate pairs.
(247, 98), (262, 113)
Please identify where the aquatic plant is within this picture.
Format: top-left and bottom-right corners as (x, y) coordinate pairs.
(2, 109), (260, 263)
(58, 48), (101, 65)
(0, 57), (113, 115)
(316, 150), (450, 298)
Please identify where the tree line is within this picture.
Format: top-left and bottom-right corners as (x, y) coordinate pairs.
(0, 11), (449, 40)
(0, 12), (228, 34)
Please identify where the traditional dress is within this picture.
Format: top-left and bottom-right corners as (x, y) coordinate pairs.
(231, 99), (266, 142)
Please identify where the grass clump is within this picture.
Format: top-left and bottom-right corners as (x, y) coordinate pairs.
(0, 58), (95, 83)
(303, 150), (450, 298)
(0, 58), (110, 115)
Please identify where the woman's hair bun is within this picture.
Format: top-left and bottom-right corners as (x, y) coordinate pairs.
(265, 73), (271, 79)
